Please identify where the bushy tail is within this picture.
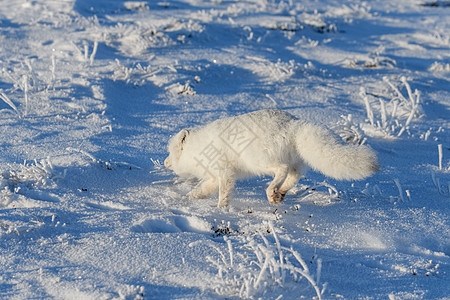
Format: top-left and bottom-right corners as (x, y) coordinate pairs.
(296, 123), (379, 180)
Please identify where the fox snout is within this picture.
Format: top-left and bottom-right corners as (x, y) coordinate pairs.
(164, 156), (172, 170)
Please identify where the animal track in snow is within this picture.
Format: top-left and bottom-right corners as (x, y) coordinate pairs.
(131, 215), (211, 234)
(85, 201), (132, 210)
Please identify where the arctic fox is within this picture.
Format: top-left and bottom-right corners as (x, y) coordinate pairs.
(164, 109), (379, 208)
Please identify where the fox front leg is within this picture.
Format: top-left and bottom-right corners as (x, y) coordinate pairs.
(217, 169), (236, 208)
(188, 178), (218, 199)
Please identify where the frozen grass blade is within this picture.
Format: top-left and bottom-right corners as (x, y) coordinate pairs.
(283, 246), (322, 300)
(393, 179), (405, 202)
(90, 40), (98, 66)
(71, 41), (83, 59)
(397, 103), (417, 137)
(52, 51), (56, 83)
(265, 94), (278, 107)
(379, 99), (387, 129)
(401, 76), (417, 107)
(430, 169), (449, 195)
(431, 169), (441, 194)
(22, 75), (29, 116)
(269, 222), (286, 285)
(25, 59), (38, 91)
(48, 50), (56, 91)
(84, 41), (89, 61)
(224, 236), (234, 267)
(316, 258), (322, 287)
(361, 88), (374, 126)
(438, 144), (443, 170)
(285, 246), (309, 273)
(0, 90), (20, 117)
(253, 250), (270, 291)
(383, 76), (407, 104)
(389, 100), (399, 126)
(406, 190), (412, 202)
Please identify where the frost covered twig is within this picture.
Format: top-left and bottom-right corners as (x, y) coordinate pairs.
(360, 77), (423, 138)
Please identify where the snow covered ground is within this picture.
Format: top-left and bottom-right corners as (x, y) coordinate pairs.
(0, 0), (449, 299)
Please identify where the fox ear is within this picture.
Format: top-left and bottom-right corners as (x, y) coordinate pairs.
(178, 129), (189, 145)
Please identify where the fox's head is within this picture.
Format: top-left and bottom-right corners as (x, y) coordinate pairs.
(164, 129), (189, 172)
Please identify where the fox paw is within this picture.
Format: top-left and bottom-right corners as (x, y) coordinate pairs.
(187, 190), (202, 199)
(267, 189), (283, 205)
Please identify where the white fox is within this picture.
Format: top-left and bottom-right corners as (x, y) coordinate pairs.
(164, 109), (379, 208)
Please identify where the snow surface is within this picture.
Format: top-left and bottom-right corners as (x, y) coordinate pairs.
(0, 0), (449, 299)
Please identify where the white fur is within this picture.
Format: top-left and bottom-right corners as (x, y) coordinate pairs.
(164, 109), (379, 207)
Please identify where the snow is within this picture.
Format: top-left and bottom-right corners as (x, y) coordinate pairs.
(0, 0), (449, 299)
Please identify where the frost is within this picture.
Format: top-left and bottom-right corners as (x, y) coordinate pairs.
(123, 2), (149, 12)
(429, 61), (450, 72)
(346, 53), (396, 69)
(201, 223), (325, 299)
(360, 77), (424, 138)
(245, 58), (297, 83)
(1, 158), (64, 189)
(333, 114), (366, 145)
(0, 0), (449, 298)
(166, 81), (196, 95)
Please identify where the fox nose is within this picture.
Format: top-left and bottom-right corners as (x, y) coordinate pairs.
(164, 157), (172, 169)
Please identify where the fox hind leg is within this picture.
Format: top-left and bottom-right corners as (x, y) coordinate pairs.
(278, 168), (301, 201)
(266, 165), (289, 205)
